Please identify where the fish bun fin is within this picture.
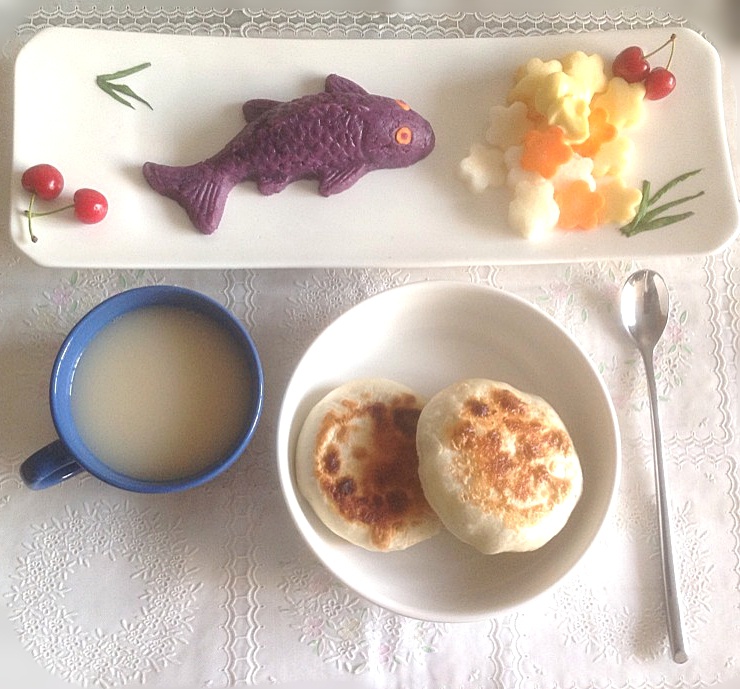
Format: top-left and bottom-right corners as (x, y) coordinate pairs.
(242, 98), (282, 121)
(142, 162), (236, 234)
(324, 74), (368, 96)
(318, 163), (368, 196)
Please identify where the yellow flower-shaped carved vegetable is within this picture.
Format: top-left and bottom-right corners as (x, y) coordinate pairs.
(560, 51), (608, 101)
(591, 77), (646, 130)
(591, 135), (635, 178)
(546, 95), (591, 143)
(533, 72), (591, 142)
(508, 57), (563, 110)
(533, 72), (582, 112)
(597, 178), (643, 224)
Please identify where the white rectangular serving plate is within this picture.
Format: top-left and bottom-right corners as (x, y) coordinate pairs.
(10, 26), (739, 268)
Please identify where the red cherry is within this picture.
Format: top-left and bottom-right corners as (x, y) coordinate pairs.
(612, 46), (650, 83)
(21, 164), (64, 201)
(73, 188), (108, 224)
(644, 67), (677, 100)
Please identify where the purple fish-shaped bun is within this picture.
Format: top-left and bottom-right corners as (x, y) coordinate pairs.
(142, 74), (436, 234)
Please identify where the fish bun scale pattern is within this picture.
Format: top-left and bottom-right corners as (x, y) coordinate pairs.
(244, 101), (365, 193)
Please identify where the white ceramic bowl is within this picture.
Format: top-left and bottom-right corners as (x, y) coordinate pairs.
(277, 281), (620, 621)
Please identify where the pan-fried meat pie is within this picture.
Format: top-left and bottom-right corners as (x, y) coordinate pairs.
(296, 379), (441, 551)
(416, 379), (583, 554)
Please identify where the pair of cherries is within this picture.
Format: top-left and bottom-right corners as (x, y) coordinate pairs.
(612, 33), (677, 100)
(21, 163), (108, 242)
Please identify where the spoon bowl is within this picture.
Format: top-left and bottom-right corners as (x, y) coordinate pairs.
(620, 269), (670, 353)
(620, 269), (687, 664)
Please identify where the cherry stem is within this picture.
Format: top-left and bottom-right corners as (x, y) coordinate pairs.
(27, 203), (75, 218)
(665, 33), (676, 70)
(23, 201), (75, 243)
(26, 193), (38, 243)
(645, 33), (677, 62)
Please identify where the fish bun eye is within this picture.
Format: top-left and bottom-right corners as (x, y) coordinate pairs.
(395, 99), (411, 111)
(395, 126), (413, 145)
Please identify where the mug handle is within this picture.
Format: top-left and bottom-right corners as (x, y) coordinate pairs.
(20, 440), (84, 490)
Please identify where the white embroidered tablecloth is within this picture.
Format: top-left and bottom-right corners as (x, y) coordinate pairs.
(1, 6), (739, 689)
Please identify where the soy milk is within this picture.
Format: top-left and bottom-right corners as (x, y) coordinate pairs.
(71, 305), (253, 481)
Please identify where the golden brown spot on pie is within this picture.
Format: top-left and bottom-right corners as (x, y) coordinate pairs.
(314, 392), (430, 549)
(467, 399), (490, 418)
(334, 476), (355, 497)
(447, 390), (573, 529)
(392, 406), (421, 436)
(322, 447), (340, 474)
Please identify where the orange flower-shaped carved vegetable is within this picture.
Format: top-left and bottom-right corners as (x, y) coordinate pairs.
(571, 107), (617, 158)
(555, 179), (605, 229)
(520, 125), (573, 179)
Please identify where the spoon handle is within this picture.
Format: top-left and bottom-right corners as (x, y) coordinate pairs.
(643, 352), (688, 664)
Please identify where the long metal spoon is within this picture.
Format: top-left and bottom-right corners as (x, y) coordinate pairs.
(620, 269), (688, 664)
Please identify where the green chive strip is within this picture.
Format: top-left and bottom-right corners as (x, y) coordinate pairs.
(96, 62), (153, 110)
(620, 169), (704, 238)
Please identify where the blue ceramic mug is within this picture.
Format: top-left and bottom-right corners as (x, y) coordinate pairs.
(20, 285), (264, 492)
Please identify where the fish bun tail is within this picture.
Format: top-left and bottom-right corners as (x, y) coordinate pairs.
(142, 161), (236, 234)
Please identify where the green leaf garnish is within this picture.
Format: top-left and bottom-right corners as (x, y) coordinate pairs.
(620, 168), (704, 237)
(96, 62), (153, 110)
